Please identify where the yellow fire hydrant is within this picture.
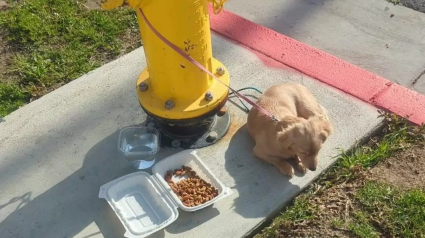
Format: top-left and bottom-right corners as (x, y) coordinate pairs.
(102, 0), (231, 148)
(102, 0), (230, 120)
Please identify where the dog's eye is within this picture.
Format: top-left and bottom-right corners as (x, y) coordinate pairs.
(300, 151), (308, 155)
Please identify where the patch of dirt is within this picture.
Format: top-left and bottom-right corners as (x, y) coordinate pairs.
(1, 2), (19, 84)
(0, 0), (9, 10)
(266, 144), (425, 238)
(0, 34), (14, 83)
(370, 145), (425, 190)
(120, 28), (142, 54)
(1, 2), (10, 82)
(84, 0), (101, 10)
(271, 167), (369, 238)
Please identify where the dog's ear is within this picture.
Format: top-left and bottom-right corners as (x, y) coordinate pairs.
(277, 116), (302, 148)
(277, 129), (294, 149)
(318, 120), (333, 143)
(278, 116), (302, 129)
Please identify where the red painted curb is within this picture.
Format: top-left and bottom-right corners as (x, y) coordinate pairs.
(208, 6), (425, 125)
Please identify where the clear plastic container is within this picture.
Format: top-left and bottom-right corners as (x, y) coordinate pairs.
(118, 126), (160, 170)
(99, 150), (232, 238)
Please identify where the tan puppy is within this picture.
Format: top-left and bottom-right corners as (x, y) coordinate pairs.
(247, 83), (332, 177)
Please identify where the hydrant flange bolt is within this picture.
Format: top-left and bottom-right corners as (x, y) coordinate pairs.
(139, 82), (148, 91)
(217, 107), (227, 117)
(171, 140), (181, 148)
(205, 91), (214, 101)
(216, 67), (225, 76)
(206, 131), (218, 142)
(165, 100), (175, 110)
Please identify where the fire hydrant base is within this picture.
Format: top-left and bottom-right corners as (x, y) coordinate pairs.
(136, 58), (230, 120)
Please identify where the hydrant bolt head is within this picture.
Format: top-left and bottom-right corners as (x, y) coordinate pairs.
(165, 100), (175, 110)
(216, 67), (225, 76)
(139, 82), (148, 91)
(205, 91), (214, 101)
(171, 140), (181, 148)
(206, 131), (218, 142)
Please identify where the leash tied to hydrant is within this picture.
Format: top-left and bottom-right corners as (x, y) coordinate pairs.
(138, 8), (278, 122)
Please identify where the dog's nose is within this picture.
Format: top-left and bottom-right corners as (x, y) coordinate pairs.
(309, 167), (317, 171)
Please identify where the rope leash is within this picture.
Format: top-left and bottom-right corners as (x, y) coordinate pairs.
(138, 8), (278, 122)
(209, 0), (227, 14)
(229, 87), (263, 112)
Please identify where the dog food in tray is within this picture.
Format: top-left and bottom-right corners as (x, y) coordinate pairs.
(99, 150), (232, 238)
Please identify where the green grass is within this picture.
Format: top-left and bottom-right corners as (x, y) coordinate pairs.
(387, 0), (402, 5)
(259, 198), (316, 237)
(357, 182), (425, 238)
(339, 114), (418, 169)
(349, 211), (379, 238)
(255, 114), (425, 238)
(0, 82), (29, 117)
(330, 213), (380, 238)
(0, 0), (139, 116)
(315, 112), (424, 190)
(392, 190), (425, 237)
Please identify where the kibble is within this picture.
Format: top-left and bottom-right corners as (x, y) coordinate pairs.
(164, 165), (219, 207)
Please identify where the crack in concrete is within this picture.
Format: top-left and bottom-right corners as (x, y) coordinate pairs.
(411, 68), (425, 86)
(369, 82), (393, 104)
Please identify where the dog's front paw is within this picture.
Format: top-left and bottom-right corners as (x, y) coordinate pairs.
(296, 163), (307, 174)
(277, 164), (294, 178)
(293, 155), (307, 174)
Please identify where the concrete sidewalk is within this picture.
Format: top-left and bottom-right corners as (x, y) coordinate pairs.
(224, 0), (425, 94)
(0, 34), (381, 238)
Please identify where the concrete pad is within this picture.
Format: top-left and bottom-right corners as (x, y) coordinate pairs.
(0, 35), (381, 238)
(224, 0), (425, 90)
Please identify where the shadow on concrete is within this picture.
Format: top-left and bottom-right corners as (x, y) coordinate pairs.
(165, 206), (220, 234)
(266, 0), (329, 39)
(0, 124), (221, 238)
(0, 192), (32, 211)
(0, 130), (134, 238)
(224, 125), (302, 219)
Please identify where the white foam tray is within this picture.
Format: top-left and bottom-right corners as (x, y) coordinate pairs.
(99, 150), (232, 238)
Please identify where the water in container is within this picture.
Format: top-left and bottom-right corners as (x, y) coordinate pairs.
(118, 126), (160, 170)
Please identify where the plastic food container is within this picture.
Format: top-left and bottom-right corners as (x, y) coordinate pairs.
(117, 126), (160, 170)
(99, 150), (232, 238)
